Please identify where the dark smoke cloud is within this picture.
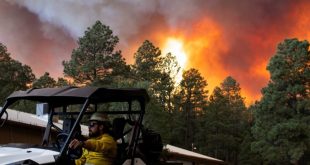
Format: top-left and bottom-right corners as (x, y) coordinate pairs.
(0, 1), (75, 78)
(201, 0), (300, 98)
(0, 0), (308, 103)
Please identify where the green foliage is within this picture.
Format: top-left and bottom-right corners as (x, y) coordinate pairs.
(154, 53), (180, 112)
(56, 77), (70, 87)
(133, 40), (162, 82)
(173, 68), (208, 150)
(132, 40), (182, 144)
(179, 68), (208, 111)
(238, 104), (263, 164)
(0, 42), (35, 104)
(252, 38), (310, 164)
(201, 76), (248, 163)
(151, 53), (180, 143)
(32, 72), (56, 88)
(63, 20), (130, 86)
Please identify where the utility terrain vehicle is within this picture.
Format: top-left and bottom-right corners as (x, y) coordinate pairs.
(0, 86), (162, 164)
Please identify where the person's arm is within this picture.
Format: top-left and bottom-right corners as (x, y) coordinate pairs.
(83, 136), (115, 154)
(69, 139), (87, 164)
(74, 148), (87, 165)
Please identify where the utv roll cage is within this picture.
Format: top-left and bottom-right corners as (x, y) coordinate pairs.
(0, 86), (152, 164)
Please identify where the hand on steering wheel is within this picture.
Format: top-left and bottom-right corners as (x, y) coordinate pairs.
(68, 138), (83, 159)
(56, 133), (83, 159)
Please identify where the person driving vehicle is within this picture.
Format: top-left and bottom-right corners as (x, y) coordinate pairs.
(69, 112), (117, 165)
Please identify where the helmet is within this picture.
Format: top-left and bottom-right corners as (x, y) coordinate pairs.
(89, 112), (109, 122)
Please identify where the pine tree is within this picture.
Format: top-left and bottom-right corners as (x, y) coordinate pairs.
(203, 76), (247, 163)
(132, 41), (181, 143)
(33, 72), (56, 88)
(175, 68), (208, 150)
(56, 77), (70, 87)
(63, 20), (130, 86)
(252, 38), (310, 164)
(0, 42), (35, 104)
(133, 40), (162, 83)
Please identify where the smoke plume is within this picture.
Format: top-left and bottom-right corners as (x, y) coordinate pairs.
(1, 0), (309, 103)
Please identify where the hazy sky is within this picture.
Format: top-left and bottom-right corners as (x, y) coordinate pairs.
(1, 0), (309, 104)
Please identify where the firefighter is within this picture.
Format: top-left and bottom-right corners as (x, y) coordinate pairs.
(69, 112), (117, 165)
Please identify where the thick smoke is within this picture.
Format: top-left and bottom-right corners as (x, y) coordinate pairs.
(8, 0), (161, 43)
(0, 0), (308, 103)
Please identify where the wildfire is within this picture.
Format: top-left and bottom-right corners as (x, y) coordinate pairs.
(158, 18), (230, 99)
(4, 0), (310, 107)
(162, 38), (188, 84)
(183, 18), (229, 96)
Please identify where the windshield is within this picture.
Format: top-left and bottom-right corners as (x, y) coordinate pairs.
(0, 99), (142, 151)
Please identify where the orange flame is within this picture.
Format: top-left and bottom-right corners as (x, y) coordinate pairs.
(157, 18), (238, 102)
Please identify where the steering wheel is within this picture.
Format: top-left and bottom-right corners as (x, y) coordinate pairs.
(55, 133), (69, 150)
(56, 132), (83, 159)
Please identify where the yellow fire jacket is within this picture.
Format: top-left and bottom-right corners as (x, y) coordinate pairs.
(75, 134), (117, 165)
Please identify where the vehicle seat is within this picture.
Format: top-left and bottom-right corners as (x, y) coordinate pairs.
(112, 117), (127, 142)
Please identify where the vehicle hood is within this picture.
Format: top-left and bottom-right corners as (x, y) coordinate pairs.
(0, 146), (59, 164)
